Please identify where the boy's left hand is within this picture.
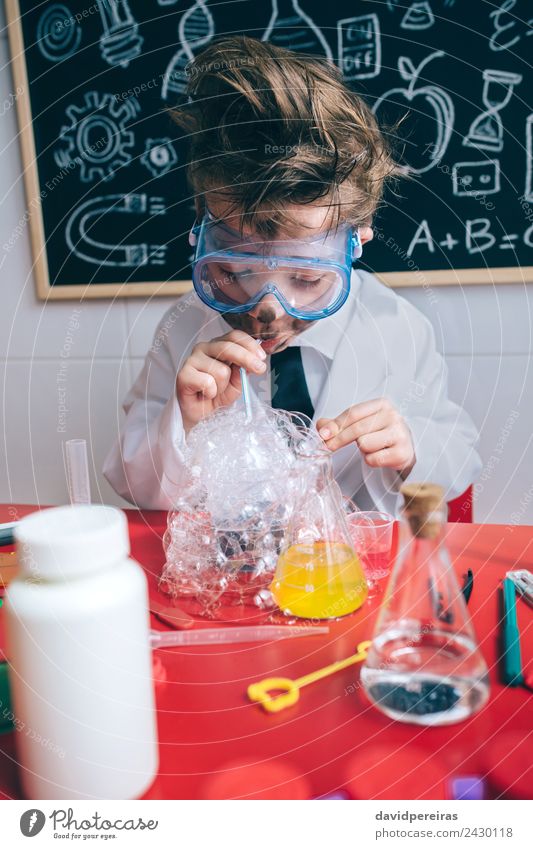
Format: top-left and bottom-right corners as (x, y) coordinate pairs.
(317, 398), (416, 479)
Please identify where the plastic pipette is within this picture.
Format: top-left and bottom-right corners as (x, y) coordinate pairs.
(150, 624), (329, 648)
(64, 439), (91, 504)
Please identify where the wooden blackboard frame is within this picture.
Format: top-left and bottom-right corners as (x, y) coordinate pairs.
(6, 0), (533, 300)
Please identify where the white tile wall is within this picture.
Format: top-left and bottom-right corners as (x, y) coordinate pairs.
(1, 8), (532, 524)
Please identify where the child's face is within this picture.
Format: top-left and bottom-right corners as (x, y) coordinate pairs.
(201, 194), (373, 354)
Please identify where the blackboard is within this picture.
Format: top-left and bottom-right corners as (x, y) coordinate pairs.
(6, 0), (533, 300)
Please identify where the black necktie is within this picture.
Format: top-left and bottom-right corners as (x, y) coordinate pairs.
(270, 345), (315, 420)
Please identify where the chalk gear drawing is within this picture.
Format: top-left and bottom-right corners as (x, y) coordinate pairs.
(54, 92), (140, 183)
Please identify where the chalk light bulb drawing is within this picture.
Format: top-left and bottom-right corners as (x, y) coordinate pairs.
(96, 0), (144, 68)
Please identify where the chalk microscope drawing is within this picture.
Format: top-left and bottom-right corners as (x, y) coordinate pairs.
(36, 4), (82, 62)
(162, 0), (215, 101)
(54, 92), (139, 183)
(262, 0), (333, 61)
(401, 2), (435, 30)
(452, 160), (501, 197)
(489, 0), (533, 53)
(65, 194), (167, 267)
(337, 14), (381, 81)
(463, 69), (522, 153)
(526, 115), (533, 202)
(97, 0), (143, 68)
(140, 139), (178, 178)
(372, 52), (454, 175)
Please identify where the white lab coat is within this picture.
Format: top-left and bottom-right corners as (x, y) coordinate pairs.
(103, 270), (482, 515)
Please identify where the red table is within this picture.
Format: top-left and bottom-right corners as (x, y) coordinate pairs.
(1, 505), (532, 800)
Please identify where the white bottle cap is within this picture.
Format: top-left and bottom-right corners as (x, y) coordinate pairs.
(14, 505), (130, 581)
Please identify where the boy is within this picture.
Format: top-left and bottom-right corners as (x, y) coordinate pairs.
(104, 37), (481, 515)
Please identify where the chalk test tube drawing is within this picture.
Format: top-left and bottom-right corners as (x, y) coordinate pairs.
(372, 51), (454, 175)
(262, 0), (333, 60)
(452, 160), (501, 197)
(36, 4), (82, 62)
(526, 115), (533, 202)
(66, 194), (167, 267)
(337, 14), (381, 80)
(140, 138), (178, 178)
(489, 0), (533, 52)
(162, 0), (215, 101)
(54, 92), (139, 183)
(401, 2), (435, 30)
(463, 69), (522, 153)
(97, 0), (143, 68)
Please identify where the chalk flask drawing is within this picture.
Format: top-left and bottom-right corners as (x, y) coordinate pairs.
(262, 0), (333, 60)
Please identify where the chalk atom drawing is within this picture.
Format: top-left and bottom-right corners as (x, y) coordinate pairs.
(36, 4), (82, 62)
(452, 160), (501, 196)
(372, 51), (454, 175)
(66, 194), (167, 267)
(162, 0), (215, 101)
(54, 92), (139, 183)
(140, 138), (178, 178)
(337, 14), (381, 80)
(262, 0), (333, 60)
(401, 2), (435, 30)
(97, 0), (143, 68)
(463, 69), (522, 152)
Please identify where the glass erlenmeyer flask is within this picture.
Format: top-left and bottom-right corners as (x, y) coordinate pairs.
(270, 447), (368, 619)
(262, 0), (333, 61)
(361, 483), (490, 726)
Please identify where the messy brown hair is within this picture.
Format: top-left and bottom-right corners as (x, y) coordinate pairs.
(169, 36), (403, 237)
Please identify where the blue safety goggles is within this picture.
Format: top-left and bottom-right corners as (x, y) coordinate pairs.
(189, 211), (362, 321)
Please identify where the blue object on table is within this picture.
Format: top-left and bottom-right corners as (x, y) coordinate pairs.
(0, 662), (13, 733)
(502, 577), (524, 686)
(450, 776), (486, 800)
(0, 522), (16, 546)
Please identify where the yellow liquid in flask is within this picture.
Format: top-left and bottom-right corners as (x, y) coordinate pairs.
(270, 541), (368, 619)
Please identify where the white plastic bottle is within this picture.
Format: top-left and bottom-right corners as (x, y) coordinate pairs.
(5, 505), (159, 799)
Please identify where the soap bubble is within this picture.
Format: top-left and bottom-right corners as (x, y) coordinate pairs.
(161, 403), (324, 617)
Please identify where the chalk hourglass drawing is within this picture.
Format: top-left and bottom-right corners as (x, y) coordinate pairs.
(162, 0), (215, 101)
(96, 0), (144, 68)
(262, 0), (333, 60)
(463, 69), (522, 152)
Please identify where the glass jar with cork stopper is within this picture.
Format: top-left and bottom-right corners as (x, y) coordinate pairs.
(360, 482), (490, 726)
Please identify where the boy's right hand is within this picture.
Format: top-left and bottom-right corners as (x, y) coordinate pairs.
(176, 330), (267, 433)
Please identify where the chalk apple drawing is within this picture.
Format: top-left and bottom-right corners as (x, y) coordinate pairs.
(372, 51), (454, 175)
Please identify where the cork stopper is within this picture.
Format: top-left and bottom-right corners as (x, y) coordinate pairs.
(400, 482), (445, 539)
